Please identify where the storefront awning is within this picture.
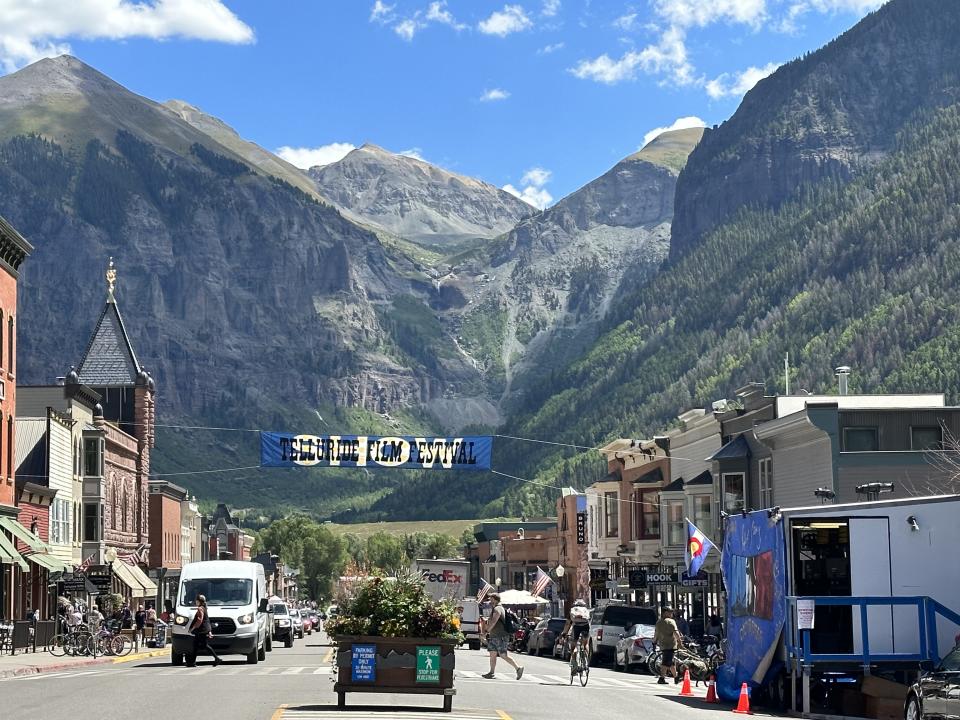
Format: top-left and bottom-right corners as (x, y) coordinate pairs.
(128, 564), (158, 595)
(111, 561), (146, 597)
(26, 553), (71, 573)
(0, 530), (28, 571)
(0, 517), (51, 553)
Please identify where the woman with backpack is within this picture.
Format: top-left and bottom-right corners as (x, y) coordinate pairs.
(481, 593), (524, 680)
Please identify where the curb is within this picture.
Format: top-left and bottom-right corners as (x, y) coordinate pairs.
(0, 646), (169, 679)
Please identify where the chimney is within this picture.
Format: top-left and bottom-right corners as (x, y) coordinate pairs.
(835, 366), (851, 395)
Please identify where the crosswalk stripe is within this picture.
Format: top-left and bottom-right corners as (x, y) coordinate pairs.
(312, 667), (330, 674)
(251, 666), (280, 675)
(520, 673), (545, 683)
(458, 670), (479, 678)
(280, 712), (500, 719)
(540, 674), (567, 684)
(281, 667), (306, 674)
(597, 677), (638, 687)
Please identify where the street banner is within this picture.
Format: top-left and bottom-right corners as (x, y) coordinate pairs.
(576, 512), (586, 544)
(259, 432), (493, 470)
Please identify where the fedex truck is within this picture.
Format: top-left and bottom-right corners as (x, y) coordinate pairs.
(413, 559), (469, 602)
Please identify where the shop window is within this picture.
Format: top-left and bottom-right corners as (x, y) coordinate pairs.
(84, 503), (100, 541)
(667, 500), (685, 546)
(692, 494), (712, 536)
(633, 490), (660, 539)
(758, 458), (773, 508)
(84, 438), (102, 476)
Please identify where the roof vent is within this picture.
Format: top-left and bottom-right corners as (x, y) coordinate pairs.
(835, 366), (851, 395)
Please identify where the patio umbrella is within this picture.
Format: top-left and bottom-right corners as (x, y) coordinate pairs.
(497, 589), (549, 606)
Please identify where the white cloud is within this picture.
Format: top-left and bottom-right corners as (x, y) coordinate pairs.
(652, 0), (768, 29)
(398, 147), (426, 161)
(0, 0), (254, 72)
(542, 0), (561, 17)
(705, 61), (779, 98)
(613, 12), (639, 31)
(502, 166), (552, 209)
(394, 19), (418, 41)
(480, 88), (510, 102)
(641, 116), (706, 148)
(478, 5), (533, 37)
(570, 25), (692, 85)
(538, 41), (564, 54)
(370, 1), (395, 22)
(275, 143), (356, 169)
(425, 1), (467, 30)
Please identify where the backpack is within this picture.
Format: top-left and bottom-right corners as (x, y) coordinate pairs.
(501, 608), (520, 634)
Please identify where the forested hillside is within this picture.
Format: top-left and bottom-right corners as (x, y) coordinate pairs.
(481, 104), (960, 514)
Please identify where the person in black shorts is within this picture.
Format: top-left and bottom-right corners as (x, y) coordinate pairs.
(655, 606), (683, 684)
(560, 599), (591, 658)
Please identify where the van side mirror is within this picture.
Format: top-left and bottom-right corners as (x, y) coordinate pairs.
(259, 598), (269, 613)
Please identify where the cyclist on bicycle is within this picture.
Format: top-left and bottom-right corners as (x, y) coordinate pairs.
(560, 599), (591, 659)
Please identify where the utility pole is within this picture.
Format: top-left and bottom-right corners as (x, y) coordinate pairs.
(784, 353), (790, 395)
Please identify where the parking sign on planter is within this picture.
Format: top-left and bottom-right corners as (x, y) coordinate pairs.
(351, 644), (376, 682)
(416, 645), (440, 683)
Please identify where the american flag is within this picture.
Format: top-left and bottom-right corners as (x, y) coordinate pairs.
(531, 566), (552, 597)
(477, 578), (494, 603)
(76, 554), (96, 572)
(117, 543), (147, 566)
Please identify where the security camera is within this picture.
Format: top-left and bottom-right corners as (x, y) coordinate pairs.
(907, 516), (920, 532)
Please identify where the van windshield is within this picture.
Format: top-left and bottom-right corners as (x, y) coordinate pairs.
(181, 579), (253, 606)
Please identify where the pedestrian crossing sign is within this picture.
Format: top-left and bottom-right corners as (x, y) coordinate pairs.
(415, 645), (440, 683)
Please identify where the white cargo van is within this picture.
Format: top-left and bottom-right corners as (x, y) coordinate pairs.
(171, 560), (270, 666)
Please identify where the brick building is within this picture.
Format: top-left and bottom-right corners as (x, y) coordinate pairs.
(0, 214), (31, 621)
(148, 480), (187, 608)
(73, 260), (157, 604)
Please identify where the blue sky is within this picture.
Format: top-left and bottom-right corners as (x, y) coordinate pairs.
(0, 0), (884, 206)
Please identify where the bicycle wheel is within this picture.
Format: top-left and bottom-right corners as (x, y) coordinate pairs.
(108, 635), (128, 656)
(49, 634), (67, 657)
(647, 649), (662, 675)
(579, 647), (590, 686)
(75, 631), (93, 656)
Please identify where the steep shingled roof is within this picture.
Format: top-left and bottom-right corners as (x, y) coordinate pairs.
(76, 297), (142, 386)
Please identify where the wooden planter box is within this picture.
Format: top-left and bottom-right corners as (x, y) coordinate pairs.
(332, 635), (457, 712)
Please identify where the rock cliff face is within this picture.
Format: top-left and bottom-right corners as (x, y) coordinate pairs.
(0, 56), (480, 428)
(442, 128), (702, 414)
(669, 0), (960, 260)
(309, 144), (535, 246)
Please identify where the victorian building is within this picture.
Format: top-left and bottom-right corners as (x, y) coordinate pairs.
(72, 260), (157, 604)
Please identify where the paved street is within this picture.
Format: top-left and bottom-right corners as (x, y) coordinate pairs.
(2, 632), (762, 720)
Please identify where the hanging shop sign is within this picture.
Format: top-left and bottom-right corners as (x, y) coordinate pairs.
(576, 512), (587, 545)
(628, 570), (648, 589)
(679, 570), (708, 588)
(260, 433), (493, 470)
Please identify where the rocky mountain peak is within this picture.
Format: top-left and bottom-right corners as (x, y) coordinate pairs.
(310, 142), (535, 246)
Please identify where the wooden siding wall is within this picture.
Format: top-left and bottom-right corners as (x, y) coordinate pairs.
(838, 410), (960, 451)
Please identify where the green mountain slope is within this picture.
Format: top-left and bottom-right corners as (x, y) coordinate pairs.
(487, 103), (960, 512)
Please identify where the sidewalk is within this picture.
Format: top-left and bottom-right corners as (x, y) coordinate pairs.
(0, 645), (170, 679)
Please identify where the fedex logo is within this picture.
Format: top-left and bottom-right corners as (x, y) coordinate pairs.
(425, 570), (463, 583)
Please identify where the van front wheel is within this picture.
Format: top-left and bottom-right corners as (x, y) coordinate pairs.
(247, 648), (259, 664)
(258, 642), (266, 661)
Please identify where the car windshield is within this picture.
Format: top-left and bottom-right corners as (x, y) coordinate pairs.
(271, 603), (288, 615)
(603, 606), (658, 627)
(181, 578), (253, 606)
(940, 647), (960, 672)
(547, 619), (566, 632)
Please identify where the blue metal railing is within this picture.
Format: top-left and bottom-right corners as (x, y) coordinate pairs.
(785, 596), (960, 669)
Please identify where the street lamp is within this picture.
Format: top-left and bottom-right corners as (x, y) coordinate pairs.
(555, 565), (565, 578)
(104, 546), (118, 597)
(494, 577), (501, 589)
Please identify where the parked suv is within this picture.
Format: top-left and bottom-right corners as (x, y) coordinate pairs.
(589, 604), (658, 665)
(271, 602), (295, 648)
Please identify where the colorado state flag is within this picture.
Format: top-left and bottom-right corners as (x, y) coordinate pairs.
(685, 519), (716, 578)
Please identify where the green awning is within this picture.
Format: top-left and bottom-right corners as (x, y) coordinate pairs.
(26, 553), (70, 573)
(0, 517), (51, 553)
(0, 530), (28, 571)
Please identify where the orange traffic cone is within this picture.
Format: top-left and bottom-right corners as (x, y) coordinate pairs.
(733, 682), (752, 714)
(706, 675), (719, 704)
(679, 668), (695, 697)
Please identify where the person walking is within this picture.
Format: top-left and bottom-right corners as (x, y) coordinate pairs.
(480, 593), (523, 680)
(187, 594), (221, 667)
(655, 606), (683, 685)
(707, 613), (724, 639)
(675, 608), (690, 637)
(134, 605), (146, 648)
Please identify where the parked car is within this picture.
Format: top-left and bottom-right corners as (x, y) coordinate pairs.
(271, 602), (295, 648)
(307, 610), (320, 631)
(300, 609), (314, 635)
(291, 610), (304, 639)
(614, 622), (657, 672)
(589, 604), (659, 665)
(527, 617), (567, 656)
(905, 644), (960, 720)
